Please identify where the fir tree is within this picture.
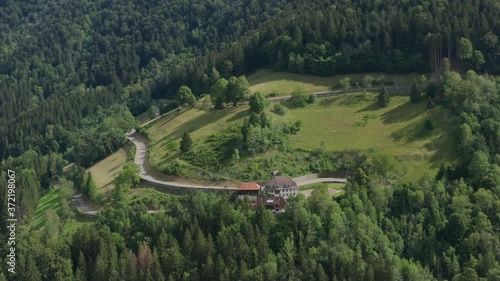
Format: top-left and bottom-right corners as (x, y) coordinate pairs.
(378, 86), (390, 107)
(180, 131), (193, 152)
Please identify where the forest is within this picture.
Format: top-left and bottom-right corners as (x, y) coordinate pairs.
(0, 0), (499, 280)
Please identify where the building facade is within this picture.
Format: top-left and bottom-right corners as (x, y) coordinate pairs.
(262, 175), (298, 199)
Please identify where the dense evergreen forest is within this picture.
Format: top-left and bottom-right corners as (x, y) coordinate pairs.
(0, 0), (500, 280)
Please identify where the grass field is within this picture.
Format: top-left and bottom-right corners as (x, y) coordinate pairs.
(31, 188), (94, 234)
(31, 189), (61, 229)
(276, 92), (457, 178)
(87, 143), (133, 195)
(148, 69), (457, 178)
(248, 68), (422, 95)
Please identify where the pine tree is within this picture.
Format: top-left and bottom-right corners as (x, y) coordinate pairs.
(75, 252), (87, 281)
(378, 86), (390, 107)
(410, 80), (421, 103)
(180, 131), (192, 152)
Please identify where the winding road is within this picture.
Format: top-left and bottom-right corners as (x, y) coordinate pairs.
(75, 86), (397, 215)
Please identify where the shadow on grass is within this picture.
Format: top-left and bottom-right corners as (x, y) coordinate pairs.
(155, 108), (239, 145)
(226, 109), (249, 123)
(157, 151), (182, 169)
(319, 96), (341, 107)
(381, 101), (427, 124)
(356, 102), (381, 112)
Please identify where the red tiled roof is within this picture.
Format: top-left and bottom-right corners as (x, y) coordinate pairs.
(238, 182), (261, 191)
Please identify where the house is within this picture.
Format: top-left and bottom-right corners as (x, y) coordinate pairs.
(262, 175), (298, 199)
(255, 196), (287, 214)
(237, 182), (261, 201)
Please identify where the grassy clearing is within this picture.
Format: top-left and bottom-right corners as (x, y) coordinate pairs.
(145, 72), (457, 181)
(298, 183), (345, 191)
(275, 92), (457, 179)
(62, 214), (94, 234)
(32, 188), (94, 234)
(87, 143), (134, 195)
(248, 68), (422, 95)
(31, 189), (61, 229)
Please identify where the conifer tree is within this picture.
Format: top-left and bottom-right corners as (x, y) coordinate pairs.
(180, 131), (193, 152)
(410, 80), (421, 103)
(378, 86), (390, 107)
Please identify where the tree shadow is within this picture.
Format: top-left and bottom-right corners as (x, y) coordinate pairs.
(381, 101), (427, 124)
(393, 125), (437, 148)
(156, 108), (239, 145)
(319, 96), (341, 107)
(226, 109), (249, 123)
(356, 102), (380, 112)
(156, 151), (182, 168)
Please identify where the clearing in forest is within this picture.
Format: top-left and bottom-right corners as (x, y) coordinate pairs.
(248, 68), (421, 95)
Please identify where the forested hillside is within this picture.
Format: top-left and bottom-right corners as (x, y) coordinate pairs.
(1, 0), (499, 158)
(1, 0), (500, 280)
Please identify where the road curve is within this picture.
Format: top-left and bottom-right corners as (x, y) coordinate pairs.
(127, 130), (236, 190)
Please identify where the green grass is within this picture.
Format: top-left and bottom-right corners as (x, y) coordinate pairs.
(248, 68), (422, 96)
(31, 189), (61, 229)
(62, 214), (94, 234)
(87, 143), (133, 195)
(145, 71), (457, 181)
(31, 188), (94, 234)
(299, 183), (345, 191)
(147, 97), (250, 176)
(275, 92), (457, 179)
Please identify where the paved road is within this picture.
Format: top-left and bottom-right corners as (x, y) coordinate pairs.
(127, 131), (236, 190)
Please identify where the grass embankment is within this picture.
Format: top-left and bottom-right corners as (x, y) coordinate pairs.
(248, 68), (421, 96)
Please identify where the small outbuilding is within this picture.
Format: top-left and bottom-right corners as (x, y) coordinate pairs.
(237, 182), (261, 201)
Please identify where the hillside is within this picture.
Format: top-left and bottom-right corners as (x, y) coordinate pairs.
(143, 72), (456, 181)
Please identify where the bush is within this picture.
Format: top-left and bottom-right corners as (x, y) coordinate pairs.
(267, 91), (279, 97)
(272, 103), (287, 116)
(362, 75), (374, 87)
(307, 94), (316, 104)
(338, 77), (351, 89)
(287, 87), (308, 108)
(425, 119), (436, 130)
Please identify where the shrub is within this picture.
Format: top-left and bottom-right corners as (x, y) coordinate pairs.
(338, 77), (351, 89)
(307, 94), (316, 104)
(272, 103), (287, 116)
(425, 119), (436, 130)
(362, 75), (374, 87)
(288, 87), (308, 108)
